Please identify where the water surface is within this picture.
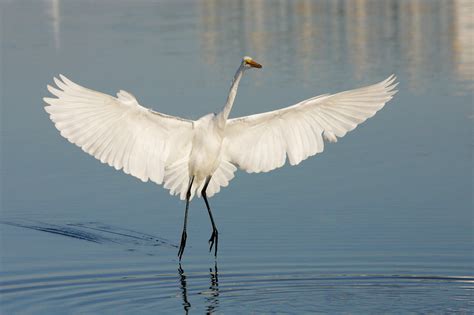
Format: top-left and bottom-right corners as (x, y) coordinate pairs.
(1, 0), (473, 313)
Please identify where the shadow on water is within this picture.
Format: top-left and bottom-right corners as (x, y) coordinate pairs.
(0, 219), (177, 249)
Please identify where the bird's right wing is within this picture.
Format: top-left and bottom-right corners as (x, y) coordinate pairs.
(224, 75), (398, 173)
(44, 75), (194, 189)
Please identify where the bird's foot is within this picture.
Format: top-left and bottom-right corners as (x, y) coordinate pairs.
(208, 229), (218, 257)
(178, 231), (187, 261)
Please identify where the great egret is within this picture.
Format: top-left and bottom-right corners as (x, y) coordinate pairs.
(44, 56), (398, 260)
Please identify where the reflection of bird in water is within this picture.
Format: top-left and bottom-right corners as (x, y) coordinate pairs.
(44, 56), (398, 260)
(206, 262), (219, 314)
(178, 263), (220, 314)
(178, 265), (191, 314)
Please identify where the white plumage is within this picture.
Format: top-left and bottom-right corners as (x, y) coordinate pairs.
(44, 67), (397, 197)
(44, 56), (398, 259)
(225, 74), (398, 173)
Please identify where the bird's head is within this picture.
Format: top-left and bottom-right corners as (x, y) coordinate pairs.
(242, 56), (262, 69)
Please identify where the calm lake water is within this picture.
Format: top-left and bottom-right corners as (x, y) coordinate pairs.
(1, 0), (473, 313)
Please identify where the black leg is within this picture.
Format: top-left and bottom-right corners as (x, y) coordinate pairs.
(202, 176), (219, 257)
(178, 176), (194, 261)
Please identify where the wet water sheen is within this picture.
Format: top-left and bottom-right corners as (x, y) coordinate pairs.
(1, 0), (473, 313)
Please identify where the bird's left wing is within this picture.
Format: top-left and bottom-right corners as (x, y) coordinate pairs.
(223, 75), (398, 173)
(44, 75), (194, 186)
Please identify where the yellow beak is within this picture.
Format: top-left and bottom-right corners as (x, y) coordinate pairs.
(245, 59), (263, 69)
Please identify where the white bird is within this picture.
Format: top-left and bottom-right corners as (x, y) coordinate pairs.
(44, 56), (398, 260)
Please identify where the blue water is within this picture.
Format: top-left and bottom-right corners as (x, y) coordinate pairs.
(1, 0), (473, 313)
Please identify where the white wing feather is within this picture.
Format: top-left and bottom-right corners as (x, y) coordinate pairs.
(44, 75), (193, 189)
(224, 75), (398, 173)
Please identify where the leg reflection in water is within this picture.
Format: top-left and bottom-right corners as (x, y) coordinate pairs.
(205, 262), (220, 314)
(178, 264), (191, 314)
(178, 263), (220, 314)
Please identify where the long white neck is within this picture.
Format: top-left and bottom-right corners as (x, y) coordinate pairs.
(217, 63), (245, 128)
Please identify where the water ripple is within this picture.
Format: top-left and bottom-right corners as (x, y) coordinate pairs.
(1, 265), (472, 314)
(0, 220), (177, 248)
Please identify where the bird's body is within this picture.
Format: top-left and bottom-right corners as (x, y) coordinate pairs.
(189, 113), (223, 184)
(44, 56), (398, 260)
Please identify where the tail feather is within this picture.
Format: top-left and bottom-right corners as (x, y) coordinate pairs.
(163, 159), (237, 200)
(197, 160), (237, 198)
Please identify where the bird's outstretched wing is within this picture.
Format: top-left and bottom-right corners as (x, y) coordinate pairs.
(224, 75), (398, 173)
(44, 75), (194, 187)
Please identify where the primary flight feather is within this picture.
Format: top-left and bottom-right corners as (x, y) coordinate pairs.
(44, 56), (398, 260)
